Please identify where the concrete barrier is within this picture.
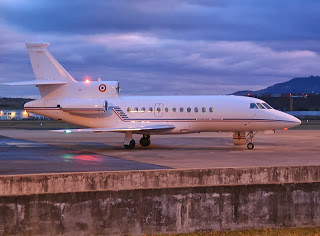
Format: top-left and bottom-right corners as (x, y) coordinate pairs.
(1, 166), (320, 235)
(0, 166), (320, 196)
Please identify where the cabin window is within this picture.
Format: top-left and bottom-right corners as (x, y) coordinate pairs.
(156, 107), (161, 113)
(209, 107), (214, 112)
(249, 103), (259, 109)
(165, 107), (169, 112)
(202, 107), (206, 112)
(127, 107), (131, 112)
(149, 107), (153, 112)
(172, 107), (176, 112)
(256, 103), (265, 109)
(262, 103), (273, 109)
(141, 107), (146, 112)
(134, 107), (138, 112)
(187, 107), (191, 112)
(194, 107), (199, 113)
(180, 107), (184, 112)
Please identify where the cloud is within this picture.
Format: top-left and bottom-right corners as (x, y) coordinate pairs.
(1, 0), (320, 41)
(84, 33), (320, 77)
(1, 28), (320, 97)
(1, 0), (320, 98)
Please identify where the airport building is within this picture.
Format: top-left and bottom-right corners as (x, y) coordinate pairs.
(0, 109), (48, 120)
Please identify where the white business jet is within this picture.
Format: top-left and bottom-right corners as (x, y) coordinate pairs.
(2, 43), (301, 149)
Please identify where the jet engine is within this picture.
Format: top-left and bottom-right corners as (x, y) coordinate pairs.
(59, 98), (108, 115)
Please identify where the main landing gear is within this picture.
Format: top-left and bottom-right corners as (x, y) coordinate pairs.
(124, 132), (135, 149)
(123, 132), (151, 149)
(246, 131), (258, 150)
(140, 135), (151, 147)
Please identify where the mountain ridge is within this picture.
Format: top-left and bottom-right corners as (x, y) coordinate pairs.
(233, 76), (320, 96)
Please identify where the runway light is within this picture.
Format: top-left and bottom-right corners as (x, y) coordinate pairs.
(283, 128), (288, 131)
(85, 79), (90, 83)
(65, 130), (72, 133)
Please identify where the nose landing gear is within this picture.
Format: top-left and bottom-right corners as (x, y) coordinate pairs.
(247, 142), (254, 150)
(246, 131), (257, 150)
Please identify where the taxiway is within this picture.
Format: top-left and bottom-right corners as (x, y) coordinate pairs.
(0, 129), (319, 175)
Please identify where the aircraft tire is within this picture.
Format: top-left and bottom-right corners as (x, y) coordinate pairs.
(247, 142), (254, 150)
(124, 139), (135, 149)
(140, 137), (151, 146)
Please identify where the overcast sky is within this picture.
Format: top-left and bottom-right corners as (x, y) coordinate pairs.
(1, 0), (320, 98)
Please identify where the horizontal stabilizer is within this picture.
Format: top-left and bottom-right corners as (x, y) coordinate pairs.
(52, 125), (175, 133)
(1, 80), (67, 86)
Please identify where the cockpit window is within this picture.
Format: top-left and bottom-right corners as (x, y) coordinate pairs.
(256, 103), (265, 109)
(262, 103), (273, 109)
(250, 102), (273, 109)
(249, 103), (259, 109)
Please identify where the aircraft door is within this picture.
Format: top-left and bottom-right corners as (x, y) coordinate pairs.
(154, 103), (164, 117)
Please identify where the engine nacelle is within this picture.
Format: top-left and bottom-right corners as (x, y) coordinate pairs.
(60, 98), (108, 114)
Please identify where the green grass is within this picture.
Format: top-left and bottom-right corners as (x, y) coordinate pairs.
(151, 227), (320, 236)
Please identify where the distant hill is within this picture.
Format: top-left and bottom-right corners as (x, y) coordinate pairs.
(233, 76), (320, 96)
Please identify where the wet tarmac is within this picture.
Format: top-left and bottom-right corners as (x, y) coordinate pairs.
(0, 129), (319, 175)
(0, 135), (169, 175)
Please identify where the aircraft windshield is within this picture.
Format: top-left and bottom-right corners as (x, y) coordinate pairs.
(262, 103), (273, 109)
(256, 103), (265, 109)
(249, 103), (259, 109)
(249, 102), (273, 110)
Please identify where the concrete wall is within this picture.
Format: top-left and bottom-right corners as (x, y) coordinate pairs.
(1, 166), (320, 235)
(1, 166), (320, 196)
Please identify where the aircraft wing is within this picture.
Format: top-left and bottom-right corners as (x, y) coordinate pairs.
(52, 125), (175, 133)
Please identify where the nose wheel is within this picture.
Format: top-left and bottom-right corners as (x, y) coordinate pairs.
(246, 131), (257, 150)
(247, 142), (254, 150)
(140, 135), (151, 146)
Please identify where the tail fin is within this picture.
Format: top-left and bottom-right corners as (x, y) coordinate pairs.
(25, 43), (76, 83)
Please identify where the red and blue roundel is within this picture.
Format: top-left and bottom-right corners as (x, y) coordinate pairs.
(99, 84), (107, 92)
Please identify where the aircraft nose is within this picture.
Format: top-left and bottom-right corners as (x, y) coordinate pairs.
(284, 113), (301, 127)
(291, 116), (301, 125)
(275, 110), (301, 128)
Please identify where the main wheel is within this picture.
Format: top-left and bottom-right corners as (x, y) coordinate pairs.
(247, 142), (254, 150)
(124, 139), (135, 149)
(140, 137), (151, 146)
